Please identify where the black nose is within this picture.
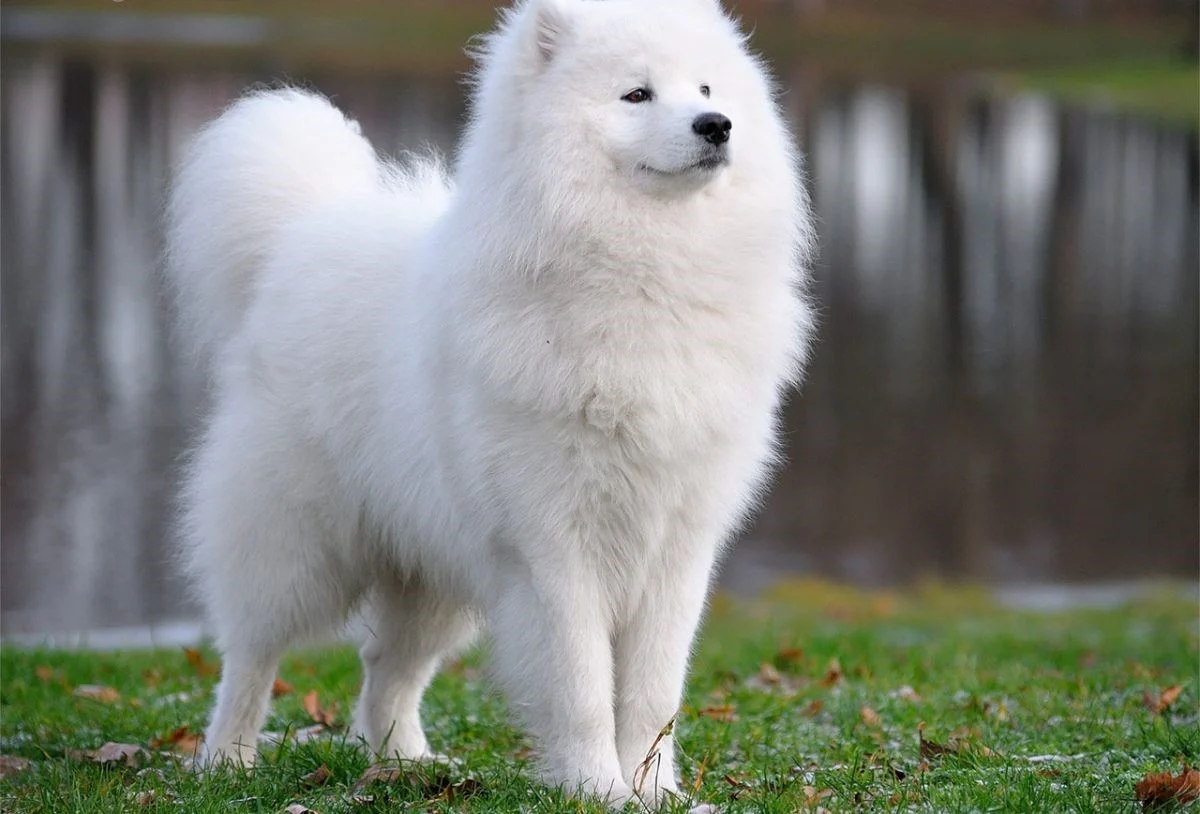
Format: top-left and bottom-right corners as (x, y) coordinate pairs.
(692, 112), (732, 145)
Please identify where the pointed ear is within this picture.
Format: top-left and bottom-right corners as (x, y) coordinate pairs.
(528, 0), (573, 63)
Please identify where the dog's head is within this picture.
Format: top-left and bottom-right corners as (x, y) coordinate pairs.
(468, 0), (790, 199)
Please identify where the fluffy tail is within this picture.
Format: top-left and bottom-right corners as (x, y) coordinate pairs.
(165, 88), (380, 364)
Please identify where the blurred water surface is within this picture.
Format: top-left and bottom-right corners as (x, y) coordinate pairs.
(1, 42), (1196, 634)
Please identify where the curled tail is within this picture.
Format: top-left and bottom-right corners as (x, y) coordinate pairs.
(165, 88), (380, 365)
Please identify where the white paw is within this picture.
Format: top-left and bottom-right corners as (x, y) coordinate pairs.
(195, 742), (256, 771)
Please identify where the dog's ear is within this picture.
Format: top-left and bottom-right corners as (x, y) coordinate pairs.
(527, 0), (574, 63)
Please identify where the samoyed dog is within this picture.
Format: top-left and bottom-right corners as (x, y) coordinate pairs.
(166, 0), (814, 808)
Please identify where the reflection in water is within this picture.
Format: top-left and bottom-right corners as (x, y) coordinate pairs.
(2, 51), (1196, 633)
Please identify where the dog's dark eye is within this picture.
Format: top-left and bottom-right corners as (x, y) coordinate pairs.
(700, 84), (711, 98)
(621, 88), (652, 104)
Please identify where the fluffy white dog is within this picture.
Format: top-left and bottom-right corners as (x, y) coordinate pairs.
(166, 0), (814, 808)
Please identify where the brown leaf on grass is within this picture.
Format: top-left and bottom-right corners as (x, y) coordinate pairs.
(690, 752), (710, 794)
(272, 677), (295, 698)
(513, 745), (534, 761)
(442, 777), (484, 802)
(860, 706), (881, 727)
(353, 762), (468, 800)
(803, 785), (834, 803)
(917, 723), (955, 761)
(802, 699), (824, 717)
(918, 723), (998, 760)
(69, 742), (147, 767)
(353, 762), (416, 791)
(698, 704), (738, 722)
(132, 789), (178, 806)
(1144, 685), (1184, 715)
(776, 646), (805, 666)
(285, 805), (320, 814)
(1135, 765), (1200, 807)
(302, 690), (339, 727)
(819, 658), (843, 688)
(35, 665), (54, 683)
(149, 726), (203, 756)
(0, 754), (31, 778)
(300, 763), (332, 789)
(73, 685), (120, 704)
(722, 773), (753, 800)
(757, 662), (782, 685)
(745, 661), (803, 695)
(183, 648), (219, 678)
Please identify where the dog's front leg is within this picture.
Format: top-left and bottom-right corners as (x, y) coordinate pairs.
(486, 548), (631, 807)
(614, 542), (718, 807)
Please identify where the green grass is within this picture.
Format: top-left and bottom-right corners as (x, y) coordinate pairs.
(1000, 56), (1199, 127)
(2, 581), (1197, 813)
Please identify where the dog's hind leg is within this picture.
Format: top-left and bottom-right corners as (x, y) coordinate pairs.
(351, 574), (477, 761)
(186, 418), (362, 768)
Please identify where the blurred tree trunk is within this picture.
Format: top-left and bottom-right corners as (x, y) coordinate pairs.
(914, 90), (990, 581)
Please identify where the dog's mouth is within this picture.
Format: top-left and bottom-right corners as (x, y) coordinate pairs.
(639, 151), (729, 177)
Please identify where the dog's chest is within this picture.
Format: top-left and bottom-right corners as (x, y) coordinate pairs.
(550, 296), (777, 454)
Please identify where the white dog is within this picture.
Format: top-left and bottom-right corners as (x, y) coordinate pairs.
(166, 0), (814, 808)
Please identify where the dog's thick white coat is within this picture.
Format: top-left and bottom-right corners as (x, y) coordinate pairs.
(166, 0), (814, 807)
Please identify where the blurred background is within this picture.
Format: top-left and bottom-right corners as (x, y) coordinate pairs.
(1, 0), (1197, 638)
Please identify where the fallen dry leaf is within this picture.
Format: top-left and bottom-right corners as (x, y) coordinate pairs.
(860, 706), (881, 727)
(1144, 684), (1184, 715)
(354, 762), (414, 791)
(132, 789), (177, 806)
(35, 666), (54, 683)
(302, 690), (339, 727)
(301, 763), (332, 789)
(443, 777), (484, 801)
(698, 703), (738, 722)
(917, 723), (955, 761)
(1135, 765), (1200, 807)
(0, 754), (31, 778)
(183, 647), (219, 678)
(803, 785), (834, 804)
(69, 742), (147, 768)
(757, 662), (782, 685)
(273, 677), (295, 698)
(745, 661), (803, 695)
(802, 699), (824, 717)
(285, 805), (320, 814)
(917, 723), (998, 760)
(776, 646), (805, 665)
(150, 725), (204, 756)
(73, 685), (120, 704)
(722, 773), (753, 800)
(691, 752), (710, 793)
(819, 658), (843, 688)
(352, 761), (468, 800)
